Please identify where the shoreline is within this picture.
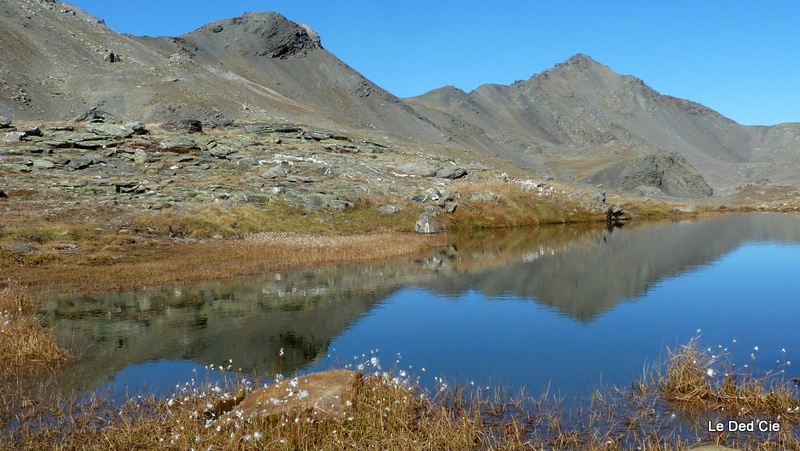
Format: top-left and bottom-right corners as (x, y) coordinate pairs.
(4, 231), (448, 293)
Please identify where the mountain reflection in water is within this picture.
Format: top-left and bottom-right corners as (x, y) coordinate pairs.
(40, 213), (800, 398)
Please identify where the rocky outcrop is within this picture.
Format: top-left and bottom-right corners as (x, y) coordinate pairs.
(0, 121), (504, 227)
(582, 150), (714, 198)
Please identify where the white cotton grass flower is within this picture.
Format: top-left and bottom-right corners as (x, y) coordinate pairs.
(707, 368), (715, 377)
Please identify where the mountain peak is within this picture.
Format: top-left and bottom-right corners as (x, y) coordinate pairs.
(188, 12), (322, 59)
(555, 53), (608, 74)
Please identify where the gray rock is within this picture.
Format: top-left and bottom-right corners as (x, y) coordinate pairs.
(41, 131), (118, 149)
(415, 213), (440, 234)
(2, 132), (25, 143)
(393, 163), (440, 177)
(133, 149), (148, 165)
(161, 136), (198, 151)
(72, 108), (119, 123)
(409, 193), (428, 203)
(67, 157), (95, 170)
(606, 204), (629, 222)
(0, 188), (6, 199)
(17, 125), (42, 137)
(261, 165), (287, 179)
(6, 163), (32, 173)
(235, 156), (257, 167)
(423, 205), (440, 217)
(125, 121), (147, 134)
(435, 166), (468, 180)
(673, 206), (698, 214)
(114, 182), (139, 194)
(0, 117), (11, 128)
(86, 122), (135, 138)
(444, 202), (458, 214)
(32, 158), (56, 169)
(208, 143), (237, 158)
(158, 119), (202, 134)
(240, 123), (302, 134)
(378, 204), (398, 214)
(284, 191), (350, 211)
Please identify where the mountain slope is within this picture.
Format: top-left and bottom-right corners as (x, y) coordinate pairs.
(408, 55), (800, 197)
(0, 1), (446, 145)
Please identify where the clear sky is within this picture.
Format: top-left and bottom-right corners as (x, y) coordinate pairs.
(67, 0), (799, 126)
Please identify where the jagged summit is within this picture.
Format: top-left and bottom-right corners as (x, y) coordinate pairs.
(187, 12), (322, 59)
(560, 53), (605, 69)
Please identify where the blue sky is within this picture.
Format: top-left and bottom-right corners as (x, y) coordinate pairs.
(67, 1), (799, 126)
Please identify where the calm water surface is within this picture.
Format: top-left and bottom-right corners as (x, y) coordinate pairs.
(40, 213), (800, 401)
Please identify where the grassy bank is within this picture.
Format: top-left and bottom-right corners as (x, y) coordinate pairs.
(1, 172), (778, 292)
(0, 179), (604, 291)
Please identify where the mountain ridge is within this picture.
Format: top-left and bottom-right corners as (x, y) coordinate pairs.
(2, 1), (798, 199)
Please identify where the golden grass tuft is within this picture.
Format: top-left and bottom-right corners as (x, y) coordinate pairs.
(0, 285), (69, 379)
(659, 335), (800, 423)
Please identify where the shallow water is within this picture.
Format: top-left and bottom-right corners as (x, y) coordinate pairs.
(40, 213), (800, 401)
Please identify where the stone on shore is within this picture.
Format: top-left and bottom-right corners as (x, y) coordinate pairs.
(220, 369), (360, 422)
(415, 213), (440, 234)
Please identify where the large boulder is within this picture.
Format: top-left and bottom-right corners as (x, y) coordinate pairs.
(158, 119), (203, 134)
(392, 163), (440, 178)
(86, 122), (136, 139)
(415, 213), (440, 234)
(219, 370), (360, 422)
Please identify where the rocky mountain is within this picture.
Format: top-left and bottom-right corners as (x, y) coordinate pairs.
(2, 0), (799, 200)
(408, 55), (800, 198)
(0, 0), (446, 145)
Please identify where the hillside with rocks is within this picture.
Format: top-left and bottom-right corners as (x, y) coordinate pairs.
(0, 0), (446, 146)
(1, 0), (799, 203)
(408, 55), (800, 198)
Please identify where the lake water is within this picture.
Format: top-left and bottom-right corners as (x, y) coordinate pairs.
(39, 213), (800, 402)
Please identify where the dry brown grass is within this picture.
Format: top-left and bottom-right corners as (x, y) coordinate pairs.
(3, 373), (486, 450)
(2, 334), (798, 449)
(5, 232), (447, 292)
(0, 285), (68, 379)
(660, 335), (800, 422)
(445, 179), (605, 232)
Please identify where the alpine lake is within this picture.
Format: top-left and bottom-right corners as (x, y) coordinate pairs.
(38, 213), (800, 404)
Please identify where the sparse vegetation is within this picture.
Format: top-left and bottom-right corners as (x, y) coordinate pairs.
(660, 335), (799, 424)
(444, 180), (604, 232)
(0, 285), (68, 379)
(1, 311), (797, 450)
